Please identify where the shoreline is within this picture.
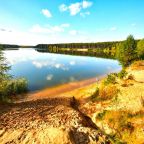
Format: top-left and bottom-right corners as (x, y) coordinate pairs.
(21, 68), (121, 102)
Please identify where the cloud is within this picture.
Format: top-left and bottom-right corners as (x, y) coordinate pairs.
(69, 30), (78, 35)
(69, 3), (82, 16)
(82, 0), (93, 8)
(110, 27), (117, 31)
(30, 23), (70, 34)
(80, 11), (90, 17)
(59, 0), (93, 16)
(59, 4), (68, 12)
(41, 9), (52, 18)
(46, 74), (53, 81)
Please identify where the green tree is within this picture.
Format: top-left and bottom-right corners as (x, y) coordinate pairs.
(116, 35), (137, 66)
(137, 39), (144, 59)
(0, 48), (10, 81)
(0, 48), (28, 102)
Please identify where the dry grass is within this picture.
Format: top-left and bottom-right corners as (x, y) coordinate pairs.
(98, 84), (119, 101)
(130, 60), (144, 70)
(96, 110), (144, 144)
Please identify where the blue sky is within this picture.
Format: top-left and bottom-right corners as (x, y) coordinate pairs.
(0, 0), (144, 45)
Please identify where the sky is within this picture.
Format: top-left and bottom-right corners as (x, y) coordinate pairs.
(0, 0), (144, 45)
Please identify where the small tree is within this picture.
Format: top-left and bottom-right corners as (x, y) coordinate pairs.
(0, 48), (10, 81)
(116, 35), (137, 67)
(137, 39), (144, 59)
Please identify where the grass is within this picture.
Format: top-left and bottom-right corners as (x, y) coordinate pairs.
(104, 73), (117, 85)
(0, 78), (28, 102)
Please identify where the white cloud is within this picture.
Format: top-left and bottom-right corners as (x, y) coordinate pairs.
(69, 30), (78, 35)
(110, 27), (117, 31)
(30, 23), (70, 34)
(80, 11), (90, 17)
(59, 4), (68, 12)
(82, 1), (93, 9)
(46, 74), (53, 81)
(69, 3), (82, 16)
(41, 9), (52, 18)
(59, 0), (93, 16)
(30, 24), (52, 33)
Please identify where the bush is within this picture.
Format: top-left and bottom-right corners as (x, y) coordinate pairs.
(90, 87), (99, 102)
(0, 78), (28, 101)
(104, 73), (117, 85)
(99, 85), (119, 101)
(118, 69), (127, 79)
(137, 39), (144, 59)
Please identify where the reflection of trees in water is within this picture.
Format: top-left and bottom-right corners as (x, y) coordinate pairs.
(36, 48), (115, 59)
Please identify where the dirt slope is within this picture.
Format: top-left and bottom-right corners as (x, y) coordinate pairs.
(0, 97), (112, 144)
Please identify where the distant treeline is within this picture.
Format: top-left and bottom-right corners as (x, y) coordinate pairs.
(35, 40), (140, 59)
(0, 44), (19, 49)
(35, 41), (121, 49)
(35, 40), (140, 52)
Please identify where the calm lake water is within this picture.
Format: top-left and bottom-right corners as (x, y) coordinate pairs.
(3, 48), (121, 91)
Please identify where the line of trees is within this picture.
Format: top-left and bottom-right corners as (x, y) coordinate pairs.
(35, 41), (121, 52)
(0, 44), (19, 49)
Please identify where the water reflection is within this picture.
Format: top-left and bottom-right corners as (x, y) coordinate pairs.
(3, 48), (121, 91)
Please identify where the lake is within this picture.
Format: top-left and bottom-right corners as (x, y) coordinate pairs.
(3, 48), (121, 91)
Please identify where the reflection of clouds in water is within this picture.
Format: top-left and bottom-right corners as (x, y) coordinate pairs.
(46, 74), (53, 81)
(32, 60), (69, 71)
(69, 61), (76, 66)
(32, 61), (50, 69)
(4, 49), (42, 65)
(55, 63), (63, 69)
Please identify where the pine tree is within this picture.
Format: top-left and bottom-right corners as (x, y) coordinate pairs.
(116, 35), (137, 66)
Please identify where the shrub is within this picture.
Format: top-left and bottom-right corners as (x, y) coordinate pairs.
(0, 78), (28, 101)
(90, 83), (119, 102)
(137, 39), (144, 59)
(99, 85), (119, 101)
(104, 73), (117, 85)
(117, 69), (127, 79)
(90, 87), (99, 102)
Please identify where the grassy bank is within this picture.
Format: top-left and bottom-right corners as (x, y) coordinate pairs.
(67, 60), (144, 144)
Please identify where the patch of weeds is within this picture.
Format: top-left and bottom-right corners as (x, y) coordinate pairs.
(117, 69), (127, 79)
(90, 87), (99, 102)
(99, 85), (119, 101)
(127, 110), (144, 118)
(104, 73), (117, 85)
(109, 134), (126, 144)
(96, 110), (107, 120)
